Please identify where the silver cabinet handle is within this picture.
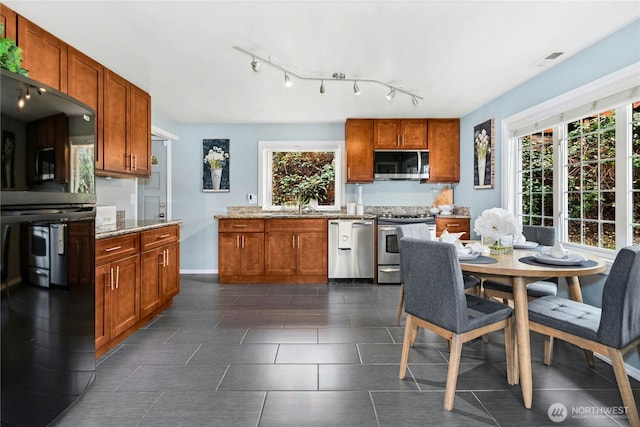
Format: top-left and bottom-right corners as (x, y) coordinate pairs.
(165, 249), (169, 267)
(159, 234), (171, 239)
(110, 267), (114, 290)
(105, 246), (122, 252)
(115, 266), (120, 289)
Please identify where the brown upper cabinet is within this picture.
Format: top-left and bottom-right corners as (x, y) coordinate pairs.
(17, 16), (68, 92)
(102, 70), (151, 176)
(427, 118), (460, 183)
(67, 47), (104, 169)
(345, 119), (374, 183)
(4, 3), (152, 178)
(0, 4), (16, 39)
(373, 119), (427, 150)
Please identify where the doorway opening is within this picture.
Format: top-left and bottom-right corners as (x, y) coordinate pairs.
(137, 126), (177, 220)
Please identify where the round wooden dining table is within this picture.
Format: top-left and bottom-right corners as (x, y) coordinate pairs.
(459, 247), (607, 409)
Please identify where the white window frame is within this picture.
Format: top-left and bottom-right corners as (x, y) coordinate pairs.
(258, 140), (345, 211)
(502, 63), (640, 263)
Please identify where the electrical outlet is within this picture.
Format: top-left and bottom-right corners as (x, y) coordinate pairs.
(247, 193), (257, 204)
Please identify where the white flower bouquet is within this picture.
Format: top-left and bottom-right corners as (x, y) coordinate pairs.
(473, 208), (521, 254)
(204, 146), (229, 169)
(475, 128), (490, 160)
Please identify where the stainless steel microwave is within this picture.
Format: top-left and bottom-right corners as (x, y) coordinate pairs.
(374, 150), (429, 180)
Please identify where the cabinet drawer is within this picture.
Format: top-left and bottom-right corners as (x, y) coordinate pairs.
(435, 217), (470, 239)
(266, 219), (327, 233)
(141, 225), (180, 251)
(96, 233), (140, 265)
(218, 219), (264, 233)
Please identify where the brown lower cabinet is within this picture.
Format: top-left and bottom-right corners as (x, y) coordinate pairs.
(435, 217), (471, 240)
(218, 218), (328, 284)
(95, 224), (180, 357)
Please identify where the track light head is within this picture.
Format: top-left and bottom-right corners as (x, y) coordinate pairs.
(353, 81), (361, 96)
(320, 80), (325, 94)
(411, 96), (419, 106)
(17, 93), (25, 109)
(25, 87), (31, 100)
(250, 56), (261, 72)
(284, 72), (292, 88)
(386, 88), (396, 101)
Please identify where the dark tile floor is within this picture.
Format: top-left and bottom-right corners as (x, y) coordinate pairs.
(53, 275), (638, 426)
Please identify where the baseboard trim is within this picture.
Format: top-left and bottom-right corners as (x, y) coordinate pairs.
(595, 352), (640, 382)
(180, 269), (217, 275)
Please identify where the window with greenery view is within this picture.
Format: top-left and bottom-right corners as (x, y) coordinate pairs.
(518, 130), (554, 227)
(516, 99), (639, 251)
(70, 139), (94, 194)
(259, 141), (343, 211)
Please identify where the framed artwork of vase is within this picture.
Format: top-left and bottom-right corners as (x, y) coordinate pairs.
(202, 139), (230, 192)
(473, 118), (495, 189)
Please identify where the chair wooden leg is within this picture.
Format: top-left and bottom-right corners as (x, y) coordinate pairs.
(410, 325), (419, 347)
(396, 284), (404, 325)
(399, 315), (415, 379)
(504, 318), (517, 385)
(444, 334), (463, 411)
(584, 350), (595, 367)
(543, 336), (554, 366)
(608, 348), (640, 427)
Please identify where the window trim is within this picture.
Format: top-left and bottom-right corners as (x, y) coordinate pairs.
(257, 140), (345, 211)
(502, 62), (640, 264)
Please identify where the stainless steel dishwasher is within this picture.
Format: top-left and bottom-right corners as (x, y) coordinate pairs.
(328, 219), (375, 281)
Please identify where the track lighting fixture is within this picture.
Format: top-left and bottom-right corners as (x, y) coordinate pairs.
(251, 56), (261, 72)
(386, 88), (396, 101)
(234, 46), (423, 105)
(17, 92), (25, 109)
(25, 87), (31, 100)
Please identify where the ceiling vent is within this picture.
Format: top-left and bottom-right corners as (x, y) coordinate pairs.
(529, 52), (564, 68)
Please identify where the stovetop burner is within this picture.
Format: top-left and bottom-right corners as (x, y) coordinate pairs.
(377, 213), (435, 224)
(377, 213), (433, 219)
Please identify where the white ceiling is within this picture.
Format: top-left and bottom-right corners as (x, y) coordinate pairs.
(6, 1), (640, 124)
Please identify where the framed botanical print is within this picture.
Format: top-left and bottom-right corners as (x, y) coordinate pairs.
(474, 119), (495, 189)
(202, 139), (230, 192)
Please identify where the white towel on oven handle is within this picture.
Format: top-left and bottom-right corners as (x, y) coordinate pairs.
(338, 221), (352, 250)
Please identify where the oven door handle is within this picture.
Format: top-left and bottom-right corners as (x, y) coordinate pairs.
(379, 225), (397, 232)
(379, 267), (401, 273)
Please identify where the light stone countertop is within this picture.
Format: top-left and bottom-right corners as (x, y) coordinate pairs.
(96, 219), (183, 239)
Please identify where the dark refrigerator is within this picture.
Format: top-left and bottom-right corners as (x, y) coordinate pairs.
(1, 69), (97, 426)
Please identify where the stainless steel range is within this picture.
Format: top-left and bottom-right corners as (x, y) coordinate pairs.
(377, 214), (436, 284)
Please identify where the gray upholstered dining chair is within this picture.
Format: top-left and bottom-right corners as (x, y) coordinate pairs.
(398, 238), (515, 411)
(483, 225), (558, 303)
(527, 245), (640, 427)
(395, 223), (480, 324)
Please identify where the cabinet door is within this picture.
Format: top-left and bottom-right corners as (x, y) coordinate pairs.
(162, 242), (180, 303)
(95, 263), (110, 350)
(240, 233), (264, 276)
(103, 69), (129, 173)
(345, 119), (374, 183)
(140, 248), (162, 318)
(373, 119), (401, 149)
(17, 16), (67, 92)
(1, 4), (17, 39)
(265, 232), (297, 275)
(129, 84), (151, 176)
(428, 119), (460, 183)
(68, 47), (103, 170)
(400, 120), (428, 149)
(218, 233), (243, 276)
(110, 255), (140, 338)
(297, 232), (327, 276)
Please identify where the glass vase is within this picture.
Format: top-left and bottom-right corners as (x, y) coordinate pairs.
(486, 235), (514, 255)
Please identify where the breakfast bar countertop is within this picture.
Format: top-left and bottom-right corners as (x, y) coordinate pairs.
(96, 219), (183, 239)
